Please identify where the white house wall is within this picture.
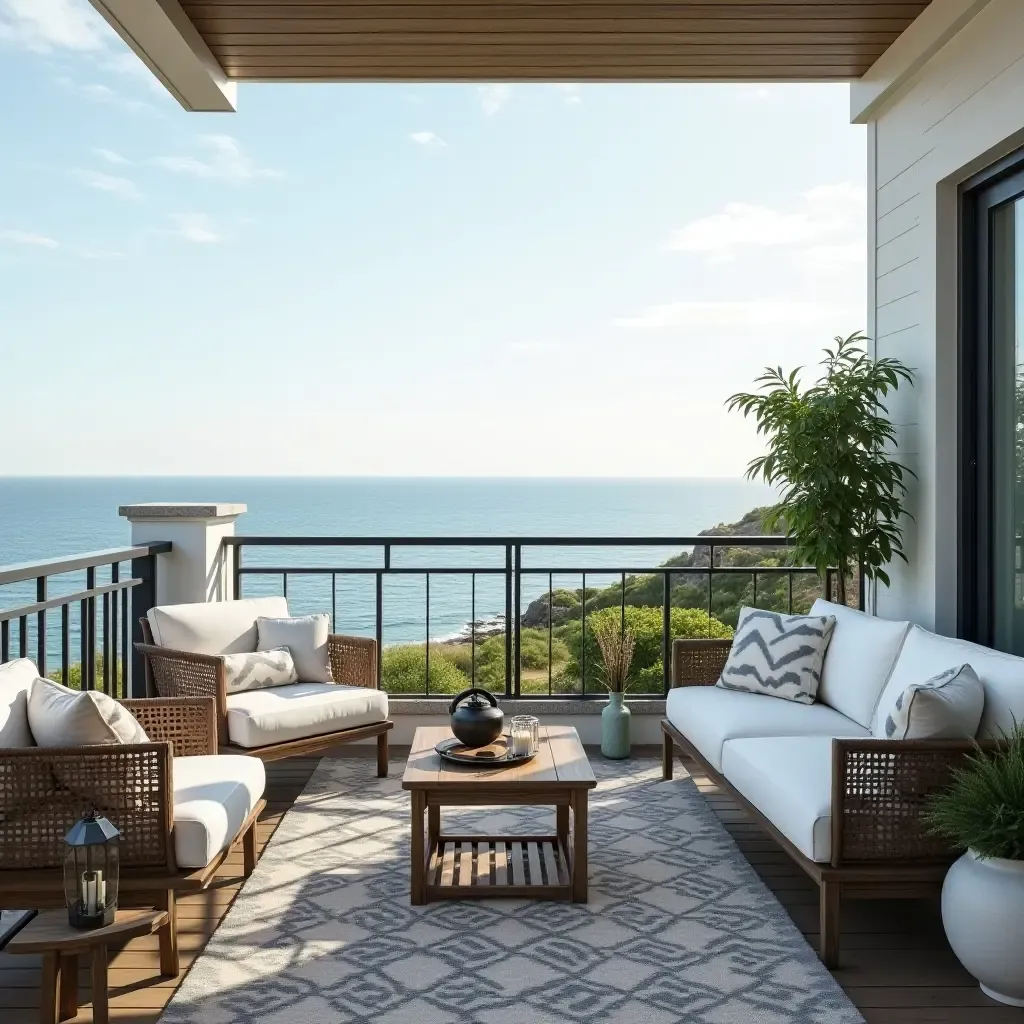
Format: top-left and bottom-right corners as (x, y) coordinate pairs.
(868, 0), (1024, 632)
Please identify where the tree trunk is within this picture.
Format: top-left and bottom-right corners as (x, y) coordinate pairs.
(821, 569), (848, 605)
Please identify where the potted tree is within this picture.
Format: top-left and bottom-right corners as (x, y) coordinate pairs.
(726, 332), (914, 603)
(926, 728), (1024, 1006)
(592, 618), (636, 759)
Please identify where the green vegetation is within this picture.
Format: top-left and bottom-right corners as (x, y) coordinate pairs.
(46, 657), (122, 692)
(381, 645), (470, 695)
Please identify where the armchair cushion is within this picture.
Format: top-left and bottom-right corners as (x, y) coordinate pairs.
(172, 754), (266, 868)
(666, 684), (868, 771)
(721, 736), (834, 863)
(0, 659), (37, 748)
(223, 647), (298, 694)
(28, 678), (150, 747)
(225, 682), (388, 748)
(147, 596), (288, 656)
(257, 614), (332, 682)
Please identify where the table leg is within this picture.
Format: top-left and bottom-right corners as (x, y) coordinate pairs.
(157, 891), (178, 978)
(411, 790), (427, 905)
(40, 952), (61, 1024)
(556, 805), (570, 857)
(90, 944), (109, 1024)
(58, 953), (78, 1021)
(427, 804), (440, 851)
(571, 790), (589, 903)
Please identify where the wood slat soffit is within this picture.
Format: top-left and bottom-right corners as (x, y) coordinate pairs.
(178, 0), (933, 81)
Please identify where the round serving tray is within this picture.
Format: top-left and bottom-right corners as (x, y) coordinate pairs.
(435, 736), (537, 768)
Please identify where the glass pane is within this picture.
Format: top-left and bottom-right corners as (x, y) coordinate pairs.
(991, 199), (1024, 653)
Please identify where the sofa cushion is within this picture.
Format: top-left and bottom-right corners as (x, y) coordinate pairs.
(0, 659), (37, 748)
(257, 614), (332, 683)
(874, 626), (1023, 739)
(722, 736), (834, 863)
(875, 663), (985, 740)
(717, 607), (836, 704)
(172, 754), (266, 869)
(223, 648), (298, 694)
(28, 678), (149, 747)
(225, 683), (388, 749)
(147, 597), (288, 656)
(811, 599), (910, 728)
(665, 685), (868, 772)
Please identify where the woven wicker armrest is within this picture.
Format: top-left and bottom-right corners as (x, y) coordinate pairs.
(136, 643), (224, 701)
(0, 744), (173, 871)
(830, 737), (998, 866)
(122, 697), (218, 757)
(329, 634), (379, 689)
(670, 638), (731, 687)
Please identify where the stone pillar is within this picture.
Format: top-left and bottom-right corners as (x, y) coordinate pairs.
(118, 503), (247, 606)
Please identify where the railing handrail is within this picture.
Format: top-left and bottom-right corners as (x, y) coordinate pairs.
(0, 543), (172, 587)
(225, 535), (794, 547)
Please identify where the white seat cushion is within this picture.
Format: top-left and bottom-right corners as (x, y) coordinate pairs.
(172, 754), (266, 869)
(811, 599), (911, 728)
(147, 597), (288, 656)
(225, 683), (388, 748)
(0, 659), (38, 747)
(874, 625), (1024, 739)
(722, 736), (834, 863)
(665, 685), (868, 772)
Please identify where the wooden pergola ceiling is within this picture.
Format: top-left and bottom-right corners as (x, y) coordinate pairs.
(179, 1), (933, 81)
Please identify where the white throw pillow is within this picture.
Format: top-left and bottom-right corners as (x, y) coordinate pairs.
(223, 647), (298, 694)
(28, 678), (150, 747)
(0, 659), (38, 747)
(717, 607), (837, 705)
(875, 664), (985, 740)
(257, 615), (332, 683)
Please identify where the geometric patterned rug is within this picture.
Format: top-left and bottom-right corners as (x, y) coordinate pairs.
(162, 757), (863, 1024)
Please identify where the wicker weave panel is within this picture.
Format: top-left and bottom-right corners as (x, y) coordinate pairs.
(141, 646), (220, 700)
(329, 634), (378, 688)
(0, 745), (171, 870)
(671, 638), (732, 687)
(122, 698), (217, 757)
(837, 744), (969, 863)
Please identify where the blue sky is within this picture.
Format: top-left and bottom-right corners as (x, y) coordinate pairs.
(0, 1), (866, 477)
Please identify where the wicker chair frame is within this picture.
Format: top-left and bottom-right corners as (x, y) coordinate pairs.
(0, 697), (265, 976)
(137, 618), (393, 774)
(662, 637), (987, 969)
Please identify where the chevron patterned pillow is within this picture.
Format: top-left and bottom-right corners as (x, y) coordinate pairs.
(717, 607), (837, 704)
(223, 647), (299, 694)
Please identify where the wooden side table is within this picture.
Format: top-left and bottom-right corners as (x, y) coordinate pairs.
(7, 908), (169, 1024)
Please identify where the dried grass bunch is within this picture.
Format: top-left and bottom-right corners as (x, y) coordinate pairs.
(592, 618), (637, 694)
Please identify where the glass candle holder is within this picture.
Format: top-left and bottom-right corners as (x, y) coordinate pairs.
(508, 715), (540, 757)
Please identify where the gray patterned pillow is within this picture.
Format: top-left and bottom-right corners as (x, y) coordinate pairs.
(717, 607), (836, 704)
(877, 664), (984, 740)
(223, 647), (298, 694)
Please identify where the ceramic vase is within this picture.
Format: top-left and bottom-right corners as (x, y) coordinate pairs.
(601, 691), (631, 759)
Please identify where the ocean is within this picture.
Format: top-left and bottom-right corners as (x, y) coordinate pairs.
(0, 477), (775, 651)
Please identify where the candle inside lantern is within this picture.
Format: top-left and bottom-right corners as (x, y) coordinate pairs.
(82, 870), (101, 915)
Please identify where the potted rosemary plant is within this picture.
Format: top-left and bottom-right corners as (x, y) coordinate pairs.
(593, 618), (636, 759)
(925, 726), (1024, 1005)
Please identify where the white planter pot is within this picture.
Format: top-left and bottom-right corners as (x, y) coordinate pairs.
(942, 849), (1024, 1005)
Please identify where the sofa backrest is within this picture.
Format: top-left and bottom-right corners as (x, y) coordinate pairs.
(0, 658), (37, 747)
(811, 599), (911, 728)
(874, 625), (1024, 739)
(147, 597), (289, 656)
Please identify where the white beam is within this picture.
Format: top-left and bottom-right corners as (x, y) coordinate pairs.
(851, 0), (994, 123)
(89, 0), (236, 112)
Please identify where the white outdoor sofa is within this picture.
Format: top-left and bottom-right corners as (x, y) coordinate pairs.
(662, 599), (1024, 967)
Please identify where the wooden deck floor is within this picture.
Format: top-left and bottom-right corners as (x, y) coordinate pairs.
(1, 751), (1021, 1023)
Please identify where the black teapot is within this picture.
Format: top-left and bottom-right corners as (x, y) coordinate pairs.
(449, 688), (504, 748)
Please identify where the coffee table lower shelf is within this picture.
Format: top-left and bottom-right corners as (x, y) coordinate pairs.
(426, 835), (572, 900)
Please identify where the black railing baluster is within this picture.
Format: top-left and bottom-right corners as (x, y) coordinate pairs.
(471, 572), (477, 685)
(788, 572), (794, 613)
(36, 576), (46, 677)
(504, 545), (513, 698)
(18, 616), (27, 659)
(62, 603), (70, 685)
(581, 572), (587, 695)
(1, 620), (8, 662)
(548, 572), (553, 697)
(332, 572), (337, 631)
(513, 544), (522, 698)
(102, 591), (111, 694)
(707, 543), (715, 623)
(425, 572), (430, 696)
(233, 542), (242, 599)
(86, 567), (96, 691)
(752, 571), (758, 608)
(79, 599), (88, 690)
(111, 563), (120, 697)
(663, 571), (671, 693)
(283, 572), (288, 600)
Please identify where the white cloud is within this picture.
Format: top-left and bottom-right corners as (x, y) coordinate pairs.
(478, 84), (512, 116)
(153, 135), (282, 180)
(0, 0), (107, 52)
(410, 131), (446, 149)
(613, 299), (840, 330)
(169, 214), (223, 244)
(0, 229), (58, 248)
(57, 77), (154, 113)
(93, 147), (130, 165)
(667, 182), (866, 263)
(801, 241), (865, 278)
(74, 168), (142, 200)
(554, 84), (583, 106)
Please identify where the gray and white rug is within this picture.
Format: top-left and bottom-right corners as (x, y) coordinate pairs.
(163, 758), (862, 1024)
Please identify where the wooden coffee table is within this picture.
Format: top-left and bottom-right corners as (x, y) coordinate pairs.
(402, 724), (596, 905)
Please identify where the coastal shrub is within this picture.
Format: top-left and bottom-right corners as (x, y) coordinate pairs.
(561, 606), (732, 694)
(381, 645), (469, 695)
(47, 657), (122, 692)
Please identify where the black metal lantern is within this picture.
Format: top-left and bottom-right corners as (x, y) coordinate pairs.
(63, 813), (120, 929)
